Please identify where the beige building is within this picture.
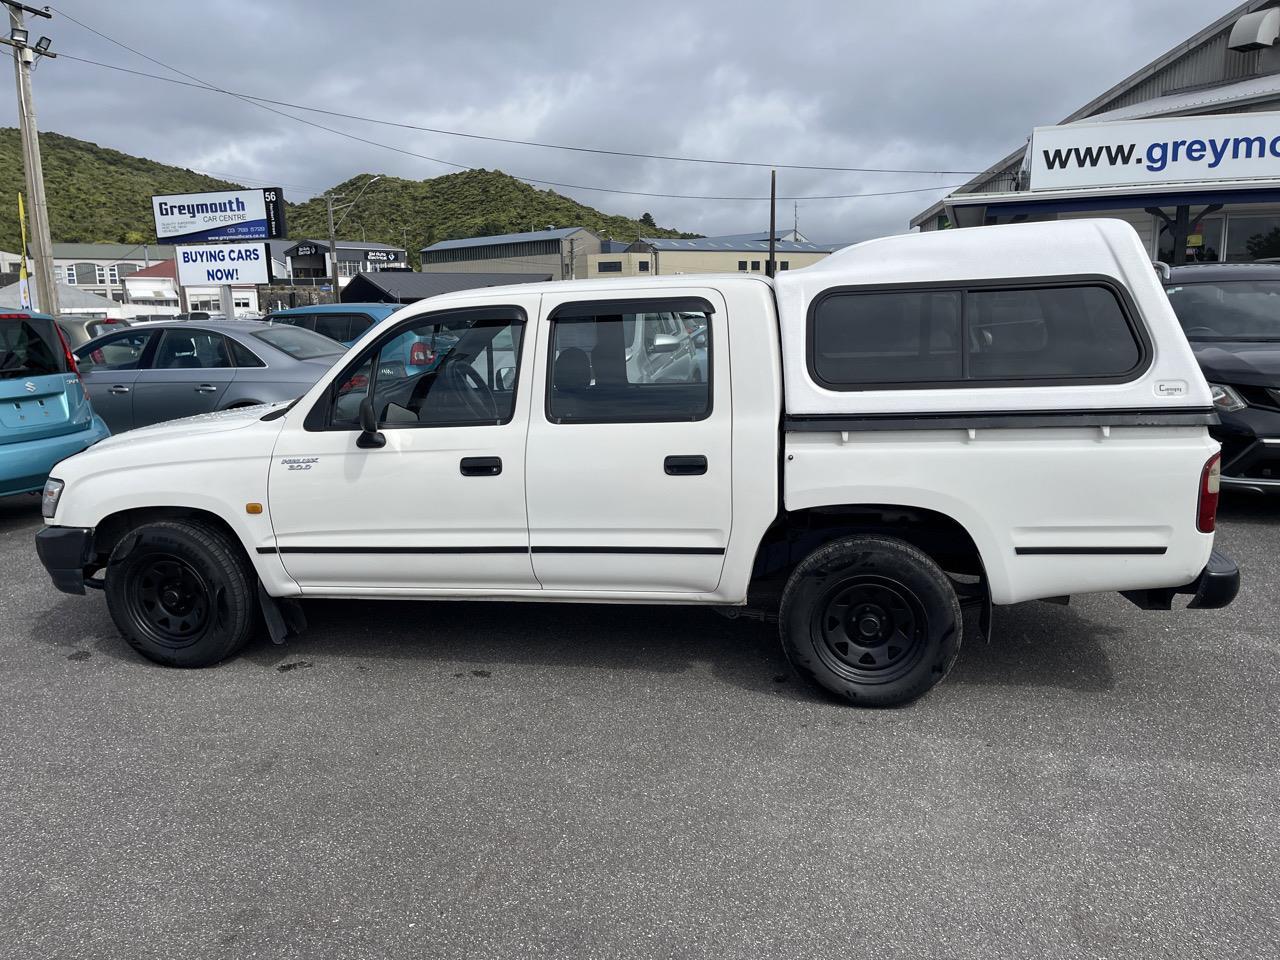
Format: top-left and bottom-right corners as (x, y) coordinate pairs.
(589, 235), (842, 277)
(420, 227), (601, 278)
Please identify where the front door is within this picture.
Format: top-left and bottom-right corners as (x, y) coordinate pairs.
(267, 299), (539, 593)
(133, 327), (236, 427)
(524, 291), (732, 593)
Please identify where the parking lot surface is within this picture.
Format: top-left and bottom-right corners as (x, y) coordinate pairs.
(1, 493), (1277, 960)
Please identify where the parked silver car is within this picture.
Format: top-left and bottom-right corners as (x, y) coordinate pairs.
(73, 320), (346, 433)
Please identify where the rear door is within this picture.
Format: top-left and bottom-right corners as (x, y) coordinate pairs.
(75, 328), (159, 433)
(132, 327), (237, 427)
(524, 291), (732, 593)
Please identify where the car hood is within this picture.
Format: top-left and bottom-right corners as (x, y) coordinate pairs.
(1191, 341), (1280, 387)
(89, 400), (288, 452)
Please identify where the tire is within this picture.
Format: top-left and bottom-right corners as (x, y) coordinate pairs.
(104, 520), (257, 668)
(779, 536), (962, 707)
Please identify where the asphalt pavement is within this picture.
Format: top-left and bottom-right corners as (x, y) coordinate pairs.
(1, 493), (1277, 959)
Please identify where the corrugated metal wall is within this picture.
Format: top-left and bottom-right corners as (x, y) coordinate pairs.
(1089, 32), (1262, 115)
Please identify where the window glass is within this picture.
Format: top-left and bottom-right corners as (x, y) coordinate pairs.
(1225, 215), (1280, 262)
(71, 263), (97, 285)
(268, 314), (313, 331)
(1157, 216), (1222, 263)
(253, 326), (345, 360)
(154, 329), (232, 369)
(230, 339), (266, 367)
(812, 290), (961, 385)
(349, 314), (375, 339)
(313, 315), (353, 342)
(77, 330), (155, 373)
(334, 313), (524, 428)
(597, 260), (623, 273)
(0, 317), (66, 379)
(548, 307), (710, 423)
(967, 286), (1139, 379)
(1165, 281), (1280, 340)
(638, 261), (650, 272)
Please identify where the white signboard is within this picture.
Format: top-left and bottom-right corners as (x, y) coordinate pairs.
(1029, 111), (1280, 191)
(176, 242), (271, 286)
(152, 188), (285, 243)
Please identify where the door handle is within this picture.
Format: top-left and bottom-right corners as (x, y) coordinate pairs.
(664, 455), (708, 476)
(460, 456), (502, 477)
(195, 384), (218, 393)
(107, 385), (130, 395)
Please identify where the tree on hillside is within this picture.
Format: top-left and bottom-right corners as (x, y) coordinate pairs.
(640, 212), (657, 230)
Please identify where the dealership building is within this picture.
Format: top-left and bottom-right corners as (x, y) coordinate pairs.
(913, 1), (1280, 265)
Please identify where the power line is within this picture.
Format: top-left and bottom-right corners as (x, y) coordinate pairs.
(49, 6), (976, 178)
(56, 50), (963, 203)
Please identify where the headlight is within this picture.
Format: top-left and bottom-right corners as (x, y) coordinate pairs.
(1209, 383), (1246, 413)
(41, 478), (64, 519)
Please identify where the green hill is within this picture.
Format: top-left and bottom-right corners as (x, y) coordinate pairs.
(284, 169), (698, 262)
(0, 130), (697, 261)
(0, 128), (240, 251)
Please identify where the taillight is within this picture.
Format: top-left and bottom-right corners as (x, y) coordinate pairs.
(1197, 452), (1221, 533)
(409, 341), (432, 366)
(54, 323), (79, 375)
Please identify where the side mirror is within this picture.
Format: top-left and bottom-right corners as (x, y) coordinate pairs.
(693, 331), (707, 348)
(496, 366), (517, 391)
(356, 396), (385, 449)
(651, 333), (681, 354)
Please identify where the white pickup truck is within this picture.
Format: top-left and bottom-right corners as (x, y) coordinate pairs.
(35, 219), (1239, 706)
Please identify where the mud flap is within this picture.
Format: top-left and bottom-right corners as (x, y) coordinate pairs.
(257, 581), (307, 645)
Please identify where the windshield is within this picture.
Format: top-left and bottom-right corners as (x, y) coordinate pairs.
(252, 325), (345, 360)
(1165, 280), (1280, 341)
(0, 317), (67, 379)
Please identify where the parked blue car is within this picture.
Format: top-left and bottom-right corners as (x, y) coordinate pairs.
(0, 311), (110, 497)
(265, 302), (399, 347)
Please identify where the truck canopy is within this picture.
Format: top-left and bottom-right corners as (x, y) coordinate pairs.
(773, 218), (1209, 417)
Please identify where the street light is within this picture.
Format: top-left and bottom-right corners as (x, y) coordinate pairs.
(33, 36), (49, 55)
(9, 26), (27, 46)
(326, 175), (383, 302)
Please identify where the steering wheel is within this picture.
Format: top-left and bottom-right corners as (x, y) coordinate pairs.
(446, 358), (498, 419)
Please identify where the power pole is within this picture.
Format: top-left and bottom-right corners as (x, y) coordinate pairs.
(568, 237), (577, 280)
(5, 2), (57, 315)
(766, 169), (777, 278)
(326, 193), (341, 303)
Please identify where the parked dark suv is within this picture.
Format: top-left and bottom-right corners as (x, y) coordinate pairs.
(1165, 262), (1280, 494)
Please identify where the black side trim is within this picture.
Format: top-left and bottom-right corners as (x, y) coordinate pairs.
(531, 545), (725, 555)
(259, 544), (725, 556)
(1016, 546), (1168, 556)
(259, 545), (528, 555)
(784, 408), (1217, 432)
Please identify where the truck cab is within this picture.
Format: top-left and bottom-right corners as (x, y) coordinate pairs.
(35, 219), (1238, 706)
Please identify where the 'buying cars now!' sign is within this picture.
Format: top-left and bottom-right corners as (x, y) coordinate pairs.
(176, 242), (272, 286)
(152, 188), (286, 244)
(1028, 111), (1280, 191)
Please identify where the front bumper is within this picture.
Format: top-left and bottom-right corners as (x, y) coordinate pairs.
(34, 526), (93, 596)
(1212, 408), (1280, 493)
(1121, 549), (1240, 611)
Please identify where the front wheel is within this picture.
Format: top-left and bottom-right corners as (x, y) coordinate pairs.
(104, 520), (257, 667)
(779, 536), (962, 707)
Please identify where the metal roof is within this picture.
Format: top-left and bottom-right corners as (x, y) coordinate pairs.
(51, 242), (175, 260)
(640, 236), (845, 253)
(421, 227), (592, 253)
(1085, 73), (1280, 122)
(288, 239), (405, 254)
(0, 280), (119, 309)
(341, 271), (553, 303)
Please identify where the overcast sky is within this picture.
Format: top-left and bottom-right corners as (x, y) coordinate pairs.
(9, 1), (1231, 242)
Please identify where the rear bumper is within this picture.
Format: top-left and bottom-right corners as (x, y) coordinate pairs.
(0, 416), (110, 497)
(1121, 549), (1240, 611)
(34, 525), (94, 596)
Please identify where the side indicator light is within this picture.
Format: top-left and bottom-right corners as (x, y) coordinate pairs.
(246, 502), (264, 515)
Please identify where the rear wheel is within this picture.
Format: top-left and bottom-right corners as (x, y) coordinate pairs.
(104, 520), (257, 667)
(779, 536), (962, 706)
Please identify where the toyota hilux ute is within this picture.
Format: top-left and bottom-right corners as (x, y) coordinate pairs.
(35, 219), (1239, 707)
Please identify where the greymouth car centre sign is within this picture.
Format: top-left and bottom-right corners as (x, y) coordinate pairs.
(152, 187), (287, 244)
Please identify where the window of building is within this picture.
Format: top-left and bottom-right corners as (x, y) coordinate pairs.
(597, 260), (623, 273)
(638, 261), (650, 272)
(234, 298), (251, 310)
(780, 261), (790, 270)
(69, 262), (97, 286)
(546, 300), (711, 424)
(107, 265), (119, 284)
(95, 265), (107, 285)
(810, 282), (1144, 389)
(1156, 216), (1223, 263)
(331, 310), (525, 428)
(338, 259), (361, 277)
(1225, 215), (1280, 262)
(117, 263), (140, 280)
(53, 265), (63, 283)
(750, 260), (760, 271)
(738, 261), (748, 271)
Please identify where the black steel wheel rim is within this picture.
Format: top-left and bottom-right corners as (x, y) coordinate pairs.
(811, 575), (929, 684)
(126, 552), (213, 649)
